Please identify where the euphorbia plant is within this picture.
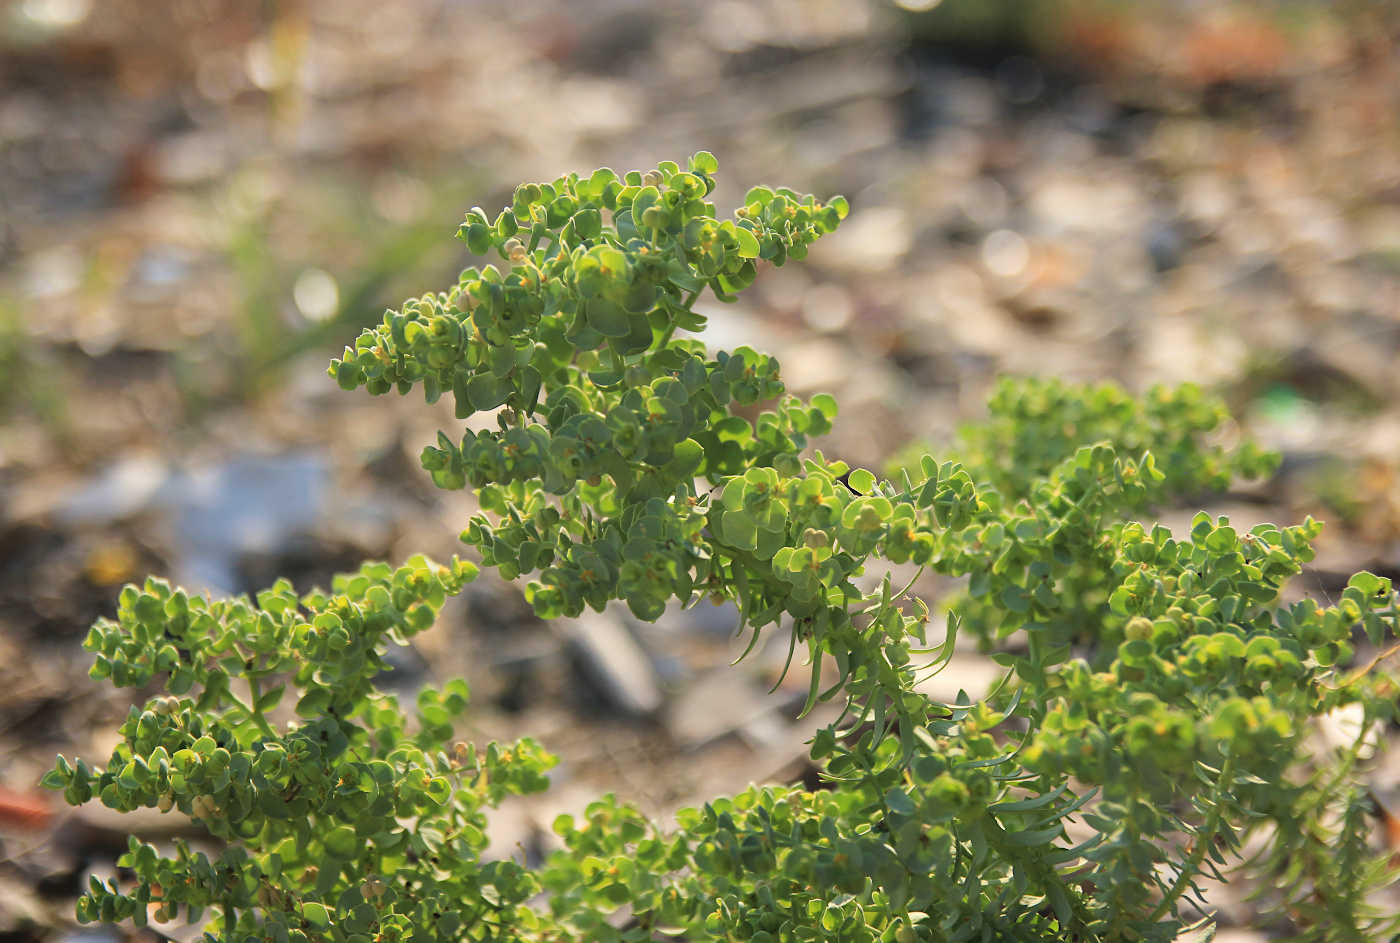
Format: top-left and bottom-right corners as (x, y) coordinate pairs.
(47, 154), (1400, 943)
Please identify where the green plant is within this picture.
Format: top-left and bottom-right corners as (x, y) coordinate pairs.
(47, 154), (1400, 943)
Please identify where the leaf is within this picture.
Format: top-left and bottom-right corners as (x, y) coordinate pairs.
(1205, 526), (1237, 553)
(424, 777), (452, 805)
(585, 298), (632, 338)
(324, 826), (357, 858)
(847, 469), (876, 495)
(1000, 585), (1031, 614)
(799, 638), (823, 719)
(734, 226), (760, 258)
(733, 564), (751, 627)
(587, 167), (618, 200)
(1349, 570), (1388, 598)
(296, 688), (332, 719)
(257, 790), (292, 819)
(255, 684), (285, 713)
(989, 782), (1068, 814)
(721, 510), (758, 551)
(616, 312), (655, 355)
(1000, 824), (1064, 846)
(1042, 833), (1104, 866)
(301, 903), (330, 928)
(467, 374), (511, 411)
(464, 223), (493, 255)
(688, 151), (719, 174)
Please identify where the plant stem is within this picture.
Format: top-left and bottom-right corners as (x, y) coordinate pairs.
(653, 290), (700, 353)
(1148, 752), (1238, 924)
(245, 678), (278, 740)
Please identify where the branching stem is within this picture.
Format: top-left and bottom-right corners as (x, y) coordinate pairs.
(1148, 752), (1238, 924)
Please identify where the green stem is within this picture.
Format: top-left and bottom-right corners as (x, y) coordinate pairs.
(1148, 752), (1237, 924)
(654, 320), (680, 353)
(984, 815), (1095, 932)
(244, 678), (278, 740)
(652, 290), (700, 353)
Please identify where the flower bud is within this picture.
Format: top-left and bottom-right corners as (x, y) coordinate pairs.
(640, 206), (669, 229)
(1124, 617), (1154, 642)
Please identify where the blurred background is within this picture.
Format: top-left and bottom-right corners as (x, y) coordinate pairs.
(4, 0), (1400, 939)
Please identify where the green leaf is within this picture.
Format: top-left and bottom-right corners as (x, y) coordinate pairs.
(325, 826), (358, 858)
(811, 393), (838, 419)
(617, 312), (655, 356)
(1118, 639), (1154, 668)
(848, 469), (876, 494)
(464, 223), (493, 255)
(585, 298), (632, 338)
(255, 684), (285, 713)
(467, 374), (511, 411)
(1348, 571), (1383, 597)
(734, 227), (760, 258)
(296, 688), (332, 719)
(1205, 526), (1237, 553)
(1001, 824), (1063, 846)
(257, 790), (292, 819)
(989, 782), (1068, 814)
(587, 167), (618, 199)
(722, 510), (758, 551)
(302, 903), (330, 927)
(1000, 585), (1030, 614)
(689, 151), (719, 174)
(424, 777), (452, 805)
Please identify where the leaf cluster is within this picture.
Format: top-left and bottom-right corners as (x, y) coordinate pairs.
(48, 158), (1400, 943)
